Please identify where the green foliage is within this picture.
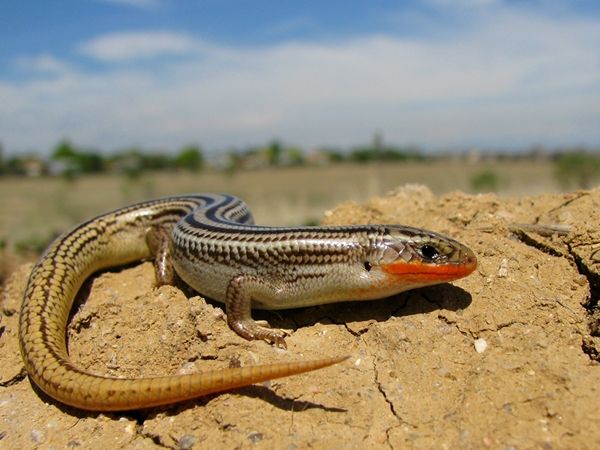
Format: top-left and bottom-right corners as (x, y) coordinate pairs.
(109, 148), (143, 178)
(110, 148), (174, 176)
(265, 140), (282, 166)
(51, 140), (104, 176)
(302, 218), (321, 227)
(175, 145), (204, 171)
(554, 151), (600, 189)
(139, 153), (172, 171)
(470, 169), (502, 192)
(284, 147), (305, 166)
(52, 140), (78, 160)
(3, 156), (27, 175)
(349, 146), (424, 163)
(224, 153), (243, 174)
(1, 137), (432, 179)
(15, 235), (51, 254)
(323, 149), (344, 163)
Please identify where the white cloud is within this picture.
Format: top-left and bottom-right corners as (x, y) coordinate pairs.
(15, 54), (71, 74)
(79, 31), (198, 62)
(1, 7), (599, 153)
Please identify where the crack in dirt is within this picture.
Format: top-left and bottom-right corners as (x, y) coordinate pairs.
(341, 322), (370, 338)
(542, 192), (589, 217)
(439, 315), (527, 340)
(139, 427), (173, 450)
(495, 320), (527, 331)
(507, 215), (600, 362)
(128, 417), (179, 450)
(0, 367), (26, 387)
(564, 242), (600, 361)
(371, 361), (397, 450)
(372, 358), (411, 430)
(437, 315), (475, 338)
(342, 322), (359, 337)
(511, 230), (566, 257)
(581, 338), (599, 361)
(566, 244), (600, 312)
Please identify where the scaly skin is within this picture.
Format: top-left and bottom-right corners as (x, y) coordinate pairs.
(19, 194), (476, 411)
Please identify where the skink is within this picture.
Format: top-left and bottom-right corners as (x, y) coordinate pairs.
(19, 194), (477, 411)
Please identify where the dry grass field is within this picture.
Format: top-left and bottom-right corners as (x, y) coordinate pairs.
(0, 159), (558, 252)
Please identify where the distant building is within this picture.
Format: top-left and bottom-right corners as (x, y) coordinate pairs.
(22, 156), (46, 177)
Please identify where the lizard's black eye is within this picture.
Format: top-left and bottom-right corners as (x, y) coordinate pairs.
(419, 244), (440, 261)
(363, 261), (372, 271)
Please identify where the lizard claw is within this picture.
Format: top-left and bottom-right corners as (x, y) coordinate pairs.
(228, 318), (289, 348)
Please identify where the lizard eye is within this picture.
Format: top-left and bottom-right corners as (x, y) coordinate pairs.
(363, 261), (372, 272)
(418, 244), (440, 261)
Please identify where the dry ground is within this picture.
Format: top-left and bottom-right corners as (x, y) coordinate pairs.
(1, 184), (599, 449)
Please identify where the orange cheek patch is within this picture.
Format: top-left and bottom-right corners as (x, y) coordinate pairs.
(382, 259), (477, 282)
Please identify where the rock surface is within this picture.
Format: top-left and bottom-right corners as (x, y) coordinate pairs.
(1, 185), (599, 449)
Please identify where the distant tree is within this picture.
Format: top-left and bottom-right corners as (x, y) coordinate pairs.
(141, 152), (173, 171)
(322, 148), (345, 163)
(349, 145), (424, 163)
(51, 140), (105, 175)
(175, 145), (204, 171)
(51, 140), (79, 178)
(77, 151), (104, 173)
(4, 156), (27, 176)
(283, 147), (305, 166)
(110, 148), (144, 178)
(349, 147), (373, 163)
(265, 140), (282, 166)
(52, 139), (78, 160)
(0, 142), (4, 175)
(225, 152), (244, 174)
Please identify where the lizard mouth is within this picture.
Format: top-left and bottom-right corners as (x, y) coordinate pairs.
(382, 253), (477, 282)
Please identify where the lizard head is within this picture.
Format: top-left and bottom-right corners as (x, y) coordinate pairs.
(360, 225), (477, 295)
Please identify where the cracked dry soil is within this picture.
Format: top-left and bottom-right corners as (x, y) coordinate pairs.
(1, 185), (599, 449)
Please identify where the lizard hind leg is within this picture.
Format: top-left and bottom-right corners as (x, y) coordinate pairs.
(226, 274), (289, 348)
(146, 226), (177, 286)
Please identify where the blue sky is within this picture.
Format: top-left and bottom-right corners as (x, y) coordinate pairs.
(1, 0), (599, 154)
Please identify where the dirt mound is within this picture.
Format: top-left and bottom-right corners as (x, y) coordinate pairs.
(1, 186), (598, 449)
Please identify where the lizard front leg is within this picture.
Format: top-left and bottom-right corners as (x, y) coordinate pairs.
(226, 274), (289, 348)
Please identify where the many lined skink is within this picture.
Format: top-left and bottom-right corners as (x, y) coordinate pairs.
(19, 194), (477, 411)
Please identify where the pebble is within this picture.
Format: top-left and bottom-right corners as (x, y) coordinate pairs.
(179, 434), (197, 449)
(474, 338), (488, 353)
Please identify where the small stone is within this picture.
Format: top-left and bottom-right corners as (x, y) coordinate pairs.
(247, 431), (264, 443)
(30, 429), (46, 444)
(474, 338), (488, 353)
(497, 258), (509, 278)
(179, 434), (197, 449)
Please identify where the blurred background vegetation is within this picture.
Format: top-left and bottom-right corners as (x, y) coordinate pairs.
(1, 136), (599, 284)
(3, 138), (599, 188)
